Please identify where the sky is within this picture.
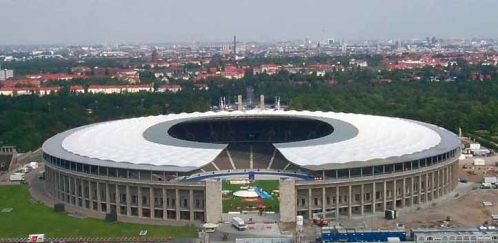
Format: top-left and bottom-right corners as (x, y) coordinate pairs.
(1, 0), (497, 45)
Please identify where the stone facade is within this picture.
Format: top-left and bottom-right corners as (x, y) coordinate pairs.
(291, 159), (458, 221)
(44, 155), (459, 224)
(44, 164), (207, 223)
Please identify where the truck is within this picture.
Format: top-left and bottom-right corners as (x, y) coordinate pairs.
(231, 217), (247, 231)
(10, 173), (25, 182)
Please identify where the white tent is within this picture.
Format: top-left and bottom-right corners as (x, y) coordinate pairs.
(233, 189), (259, 198)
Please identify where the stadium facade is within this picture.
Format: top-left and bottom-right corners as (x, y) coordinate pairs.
(42, 110), (461, 223)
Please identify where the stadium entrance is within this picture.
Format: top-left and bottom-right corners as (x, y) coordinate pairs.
(221, 178), (280, 223)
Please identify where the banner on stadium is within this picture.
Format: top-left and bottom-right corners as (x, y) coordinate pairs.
(229, 179), (250, 185)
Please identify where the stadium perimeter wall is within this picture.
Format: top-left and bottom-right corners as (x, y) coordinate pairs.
(44, 154), (458, 224)
(280, 157), (459, 222)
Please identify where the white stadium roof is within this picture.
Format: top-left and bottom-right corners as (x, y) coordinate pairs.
(48, 110), (458, 170)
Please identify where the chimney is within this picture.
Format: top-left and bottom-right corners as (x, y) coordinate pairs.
(233, 35), (237, 56)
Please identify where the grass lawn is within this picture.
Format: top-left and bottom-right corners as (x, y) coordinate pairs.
(0, 185), (197, 238)
(222, 180), (279, 213)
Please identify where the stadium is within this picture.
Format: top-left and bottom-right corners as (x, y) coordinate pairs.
(42, 110), (461, 223)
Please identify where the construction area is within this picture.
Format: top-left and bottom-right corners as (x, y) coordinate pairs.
(290, 155), (498, 233)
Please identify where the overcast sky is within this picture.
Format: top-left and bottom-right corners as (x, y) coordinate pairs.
(1, 0), (497, 45)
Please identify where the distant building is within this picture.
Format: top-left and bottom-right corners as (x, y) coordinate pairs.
(412, 228), (498, 243)
(2, 78), (41, 88)
(0, 87), (61, 96)
(157, 84), (182, 93)
(87, 84), (152, 94)
(151, 49), (160, 62)
(0, 69), (14, 81)
(0, 146), (17, 173)
(349, 59), (368, 67)
(26, 74), (88, 82)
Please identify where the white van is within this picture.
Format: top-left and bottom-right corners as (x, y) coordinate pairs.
(231, 217), (247, 231)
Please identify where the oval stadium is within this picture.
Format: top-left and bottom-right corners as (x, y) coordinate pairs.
(42, 110), (461, 223)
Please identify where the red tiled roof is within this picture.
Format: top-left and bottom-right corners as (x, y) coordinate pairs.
(2, 79), (41, 88)
(88, 84), (151, 89)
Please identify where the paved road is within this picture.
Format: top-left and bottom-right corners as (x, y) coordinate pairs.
(208, 222), (289, 243)
(0, 148), (42, 184)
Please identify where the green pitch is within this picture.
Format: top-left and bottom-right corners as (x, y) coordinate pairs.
(0, 185), (197, 238)
(222, 180), (280, 213)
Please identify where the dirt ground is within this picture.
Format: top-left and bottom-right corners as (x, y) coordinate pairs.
(318, 158), (498, 231)
(369, 158), (498, 230)
(369, 189), (498, 230)
(290, 157), (498, 233)
(459, 155), (498, 183)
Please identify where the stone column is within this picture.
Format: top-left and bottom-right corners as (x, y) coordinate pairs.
(418, 174), (422, 204)
(162, 188), (168, 220)
(68, 177), (74, 204)
(443, 168), (445, 194)
(322, 187), (326, 214)
(189, 190), (194, 221)
(62, 173), (67, 201)
(447, 165), (451, 192)
(88, 180), (93, 210)
(455, 162), (458, 188)
(206, 181), (223, 223)
(439, 169), (443, 197)
(425, 173), (429, 202)
(106, 183), (111, 213)
(442, 168), (446, 195)
(402, 177), (406, 208)
(138, 187), (143, 217)
(383, 180), (387, 211)
(360, 184), (364, 216)
(348, 185), (352, 218)
(116, 184), (121, 215)
(175, 189), (180, 220)
(96, 182), (102, 211)
(60, 173), (64, 201)
(75, 178), (80, 206)
(335, 186), (340, 220)
(308, 188), (312, 219)
(454, 162), (458, 188)
(393, 179), (397, 210)
(440, 168), (444, 195)
(372, 182), (376, 214)
(410, 177), (414, 207)
(56, 172), (61, 199)
(431, 171), (437, 200)
(126, 185), (131, 216)
(446, 165), (449, 191)
(150, 187), (155, 219)
(435, 170), (439, 199)
(52, 170), (56, 196)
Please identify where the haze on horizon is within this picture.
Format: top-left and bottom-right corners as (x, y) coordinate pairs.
(1, 0), (497, 45)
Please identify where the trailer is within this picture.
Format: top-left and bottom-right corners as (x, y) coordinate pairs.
(10, 173), (25, 182)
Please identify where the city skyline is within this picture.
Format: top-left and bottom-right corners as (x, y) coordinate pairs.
(1, 0), (498, 45)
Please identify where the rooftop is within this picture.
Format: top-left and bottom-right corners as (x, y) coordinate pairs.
(43, 110), (459, 171)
